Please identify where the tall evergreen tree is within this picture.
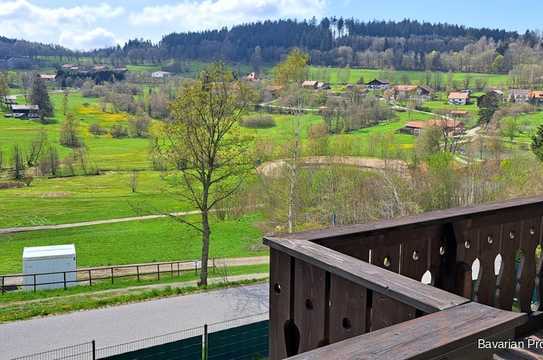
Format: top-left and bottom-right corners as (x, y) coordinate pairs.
(30, 75), (53, 119)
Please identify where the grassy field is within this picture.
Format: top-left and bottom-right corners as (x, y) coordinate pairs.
(0, 213), (265, 274)
(0, 82), (438, 275)
(309, 66), (510, 87)
(0, 92), (152, 170)
(500, 111), (543, 143)
(326, 111), (433, 159)
(0, 171), (194, 227)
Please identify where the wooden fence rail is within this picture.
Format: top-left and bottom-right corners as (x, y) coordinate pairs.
(265, 196), (543, 359)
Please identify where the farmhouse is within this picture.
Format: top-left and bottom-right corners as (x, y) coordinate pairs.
(302, 80), (331, 90)
(392, 85), (433, 100)
(366, 79), (390, 90)
(8, 104), (39, 119)
(448, 91), (470, 105)
(530, 91), (543, 105)
(508, 89), (531, 103)
(39, 74), (56, 81)
(151, 71), (172, 79)
(400, 119), (465, 136)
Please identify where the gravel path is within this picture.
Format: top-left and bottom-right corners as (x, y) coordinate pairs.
(0, 283), (269, 359)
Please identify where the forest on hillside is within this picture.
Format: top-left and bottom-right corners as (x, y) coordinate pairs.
(2, 18), (543, 75)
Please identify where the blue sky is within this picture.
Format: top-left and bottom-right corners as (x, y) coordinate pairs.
(1, 0), (540, 50)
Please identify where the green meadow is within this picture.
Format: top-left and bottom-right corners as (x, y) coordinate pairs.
(0, 213), (265, 274)
(309, 66), (510, 87)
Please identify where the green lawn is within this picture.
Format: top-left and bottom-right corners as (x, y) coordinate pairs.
(500, 111), (543, 144)
(327, 111), (433, 158)
(0, 171), (195, 227)
(309, 66), (510, 87)
(240, 113), (324, 143)
(0, 92), (152, 170)
(0, 213), (265, 274)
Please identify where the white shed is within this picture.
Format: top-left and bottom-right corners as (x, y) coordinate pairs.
(22, 244), (77, 291)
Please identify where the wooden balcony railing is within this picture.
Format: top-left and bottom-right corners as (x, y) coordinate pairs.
(264, 196), (543, 359)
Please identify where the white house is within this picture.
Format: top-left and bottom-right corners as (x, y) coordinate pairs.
(151, 71), (172, 79)
(448, 92), (470, 105)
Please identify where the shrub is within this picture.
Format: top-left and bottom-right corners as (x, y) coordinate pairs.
(240, 115), (276, 129)
(110, 124), (129, 138)
(89, 123), (106, 136)
(128, 115), (151, 138)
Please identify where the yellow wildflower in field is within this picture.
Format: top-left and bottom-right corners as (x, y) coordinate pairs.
(76, 105), (129, 123)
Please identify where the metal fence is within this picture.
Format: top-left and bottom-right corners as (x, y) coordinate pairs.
(11, 342), (95, 360)
(96, 324), (204, 359)
(1, 259), (221, 293)
(10, 313), (269, 360)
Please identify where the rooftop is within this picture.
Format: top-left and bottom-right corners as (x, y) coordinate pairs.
(448, 91), (470, 99)
(23, 244), (76, 260)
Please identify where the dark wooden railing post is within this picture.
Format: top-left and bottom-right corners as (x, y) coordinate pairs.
(33, 274), (36, 292)
(177, 262), (180, 277)
(63, 272), (67, 290)
(136, 265), (140, 281)
(1, 276), (4, 295)
(111, 268), (114, 284)
(170, 263), (174, 278)
(92, 340), (96, 360)
(157, 264), (160, 280)
(203, 324), (209, 360)
(88, 270), (92, 286)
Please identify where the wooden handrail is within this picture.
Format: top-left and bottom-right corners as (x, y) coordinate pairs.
(276, 195), (543, 242)
(265, 237), (467, 313)
(286, 302), (527, 360)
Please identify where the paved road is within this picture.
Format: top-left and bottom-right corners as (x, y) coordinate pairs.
(0, 283), (269, 359)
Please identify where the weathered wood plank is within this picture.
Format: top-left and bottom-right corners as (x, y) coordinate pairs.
(497, 221), (522, 311)
(293, 260), (326, 353)
(328, 275), (366, 343)
(269, 248), (293, 360)
(400, 229), (435, 281)
(371, 233), (401, 273)
(452, 220), (479, 299)
(264, 238), (468, 313)
(518, 217), (542, 313)
(371, 293), (416, 331)
(476, 224), (501, 307)
(287, 302), (527, 360)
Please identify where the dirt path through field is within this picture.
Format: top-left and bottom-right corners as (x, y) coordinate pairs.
(257, 156), (408, 177)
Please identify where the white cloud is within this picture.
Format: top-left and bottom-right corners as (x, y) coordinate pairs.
(129, 0), (327, 30)
(0, 0), (124, 49)
(59, 28), (119, 51)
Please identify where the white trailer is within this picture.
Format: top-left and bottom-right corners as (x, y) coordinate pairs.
(22, 244), (77, 291)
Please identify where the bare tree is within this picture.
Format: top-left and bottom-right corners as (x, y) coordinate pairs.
(154, 63), (254, 286)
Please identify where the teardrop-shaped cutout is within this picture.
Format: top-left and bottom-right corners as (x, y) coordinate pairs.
(421, 270), (432, 285)
(494, 254), (503, 277)
(284, 319), (300, 357)
(472, 258), (481, 281)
